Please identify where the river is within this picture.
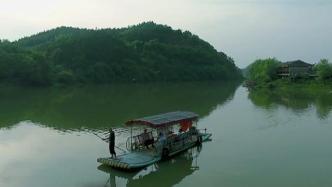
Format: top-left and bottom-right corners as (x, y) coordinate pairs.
(1, 82), (332, 187)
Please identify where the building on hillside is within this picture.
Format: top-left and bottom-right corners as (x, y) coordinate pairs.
(277, 60), (314, 78)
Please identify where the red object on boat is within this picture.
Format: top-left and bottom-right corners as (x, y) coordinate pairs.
(180, 120), (192, 132)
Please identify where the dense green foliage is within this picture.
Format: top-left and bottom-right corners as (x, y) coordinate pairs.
(247, 58), (281, 82)
(314, 59), (332, 81)
(0, 40), (51, 86)
(0, 22), (241, 86)
(245, 58), (332, 91)
(246, 58), (332, 83)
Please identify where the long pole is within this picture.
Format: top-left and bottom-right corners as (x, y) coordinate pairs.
(93, 132), (127, 153)
(93, 132), (108, 142)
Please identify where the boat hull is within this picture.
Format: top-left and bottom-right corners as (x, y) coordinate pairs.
(97, 132), (212, 170)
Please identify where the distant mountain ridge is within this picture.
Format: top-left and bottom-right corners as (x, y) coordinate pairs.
(0, 22), (242, 86)
(16, 26), (86, 48)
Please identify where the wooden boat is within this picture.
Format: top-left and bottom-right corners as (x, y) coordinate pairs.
(97, 111), (212, 170)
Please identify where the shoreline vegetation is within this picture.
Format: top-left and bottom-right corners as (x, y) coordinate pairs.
(244, 58), (332, 94)
(0, 22), (242, 87)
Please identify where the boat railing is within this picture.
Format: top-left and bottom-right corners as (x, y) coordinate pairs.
(125, 128), (202, 152)
(126, 131), (155, 150)
(165, 130), (197, 150)
(197, 128), (207, 134)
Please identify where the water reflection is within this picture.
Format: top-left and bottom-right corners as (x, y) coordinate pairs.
(0, 81), (240, 130)
(98, 146), (201, 187)
(248, 88), (332, 119)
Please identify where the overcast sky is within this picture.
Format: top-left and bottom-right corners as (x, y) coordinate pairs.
(1, 0), (331, 67)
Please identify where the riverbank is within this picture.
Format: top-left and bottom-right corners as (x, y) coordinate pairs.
(246, 79), (332, 95)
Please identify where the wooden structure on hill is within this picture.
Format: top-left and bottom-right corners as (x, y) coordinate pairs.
(277, 60), (314, 78)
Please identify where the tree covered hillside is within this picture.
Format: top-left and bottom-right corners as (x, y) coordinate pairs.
(1, 22), (241, 86)
(0, 40), (51, 86)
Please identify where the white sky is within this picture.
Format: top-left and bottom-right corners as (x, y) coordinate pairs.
(0, 0), (331, 67)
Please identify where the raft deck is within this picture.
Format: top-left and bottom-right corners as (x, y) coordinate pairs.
(97, 152), (160, 170)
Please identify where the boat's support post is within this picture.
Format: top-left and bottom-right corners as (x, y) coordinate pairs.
(130, 127), (133, 151)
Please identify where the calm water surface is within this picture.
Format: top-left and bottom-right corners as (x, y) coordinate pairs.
(1, 82), (332, 187)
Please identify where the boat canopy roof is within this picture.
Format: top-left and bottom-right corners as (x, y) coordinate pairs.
(125, 111), (198, 128)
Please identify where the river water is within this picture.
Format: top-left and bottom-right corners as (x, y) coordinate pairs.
(1, 82), (332, 187)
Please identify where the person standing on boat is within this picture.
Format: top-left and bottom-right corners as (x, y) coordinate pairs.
(156, 132), (166, 154)
(159, 132), (166, 145)
(109, 128), (116, 158)
(142, 129), (154, 149)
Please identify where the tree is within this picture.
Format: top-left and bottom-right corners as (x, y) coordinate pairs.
(314, 59), (332, 80)
(247, 58), (281, 82)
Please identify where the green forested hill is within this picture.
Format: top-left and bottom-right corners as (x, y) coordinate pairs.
(1, 22), (242, 86)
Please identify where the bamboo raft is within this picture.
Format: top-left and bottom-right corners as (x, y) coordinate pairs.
(97, 111), (212, 170)
(97, 133), (211, 170)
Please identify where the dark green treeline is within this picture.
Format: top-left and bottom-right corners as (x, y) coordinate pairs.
(0, 22), (242, 86)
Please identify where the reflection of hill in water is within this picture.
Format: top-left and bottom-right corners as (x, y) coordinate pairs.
(0, 81), (240, 129)
(98, 148), (200, 187)
(249, 89), (332, 119)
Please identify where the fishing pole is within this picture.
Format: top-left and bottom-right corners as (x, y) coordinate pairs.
(93, 132), (109, 142)
(93, 132), (128, 153)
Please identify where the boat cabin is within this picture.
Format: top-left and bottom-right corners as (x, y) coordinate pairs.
(125, 111), (202, 157)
